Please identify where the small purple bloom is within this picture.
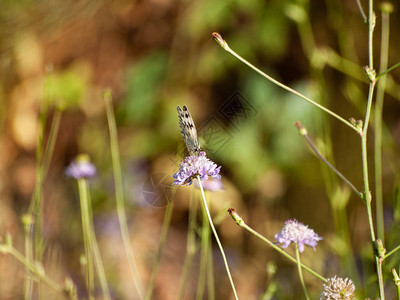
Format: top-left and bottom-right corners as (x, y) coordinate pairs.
(275, 219), (322, 253)
(173, 152), (221, 186)
(65, 156), (97, 180)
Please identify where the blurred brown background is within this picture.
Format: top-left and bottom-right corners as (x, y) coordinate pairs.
(0, 0), (400, 299)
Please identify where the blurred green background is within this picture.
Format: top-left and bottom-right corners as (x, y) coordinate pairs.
(0, 0), (400, 299)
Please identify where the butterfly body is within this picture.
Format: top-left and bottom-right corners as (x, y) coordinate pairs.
(177, 105), (201, 156)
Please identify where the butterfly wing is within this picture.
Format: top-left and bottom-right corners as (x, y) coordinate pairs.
(177, 105), (201, 156)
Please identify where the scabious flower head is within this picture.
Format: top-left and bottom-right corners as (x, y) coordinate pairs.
(320, 276), (356, 300)
(275, 219), (322, 253)
(65, 154), (97, 180)
(173, 152), (221, 186)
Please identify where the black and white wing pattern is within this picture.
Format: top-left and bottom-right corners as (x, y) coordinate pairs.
(177, 105), (201, 156)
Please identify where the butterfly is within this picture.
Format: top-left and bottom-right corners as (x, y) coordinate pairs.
(177, 105), (201, 156)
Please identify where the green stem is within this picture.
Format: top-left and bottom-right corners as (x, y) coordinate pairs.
(43, 110), (62, 175)
(361, 80), (376, 240)
(374, 5), (391, 243)
(196, 176), (239, 300)
(377, 62), (400, 80)
(79, 180), (94, 299)
(295, 245), (310, 300)
(0, 244), (63, 294)
(207, 234), (215, 300)
(295, 122), (362, 198)
(78, 179), (111, 300)
(228, 209), (326, 282)
(384, 244), (400, 260)
(361, 81), (384, 298)
(104, 91), (144, 299)
(196, 198), (210, 300)
(392, 268), (400, 300)
(364, 0), (386, 297)
(24, 218), (34, 300)
(25, 68), (57, 300)
(368, 0), (375, 70)
(213, 33), (358, 133)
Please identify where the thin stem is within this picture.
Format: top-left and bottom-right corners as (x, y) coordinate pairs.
(294, 122), (362, 198)
(377, 62), (400, 80)
(145, 200), (175, 300)
(43, 110), (62, 175)
(295, 245), (310, 300)
(25, 67), (56, 300)
(207, 235), (215, 300)
(375, 5), (391, 243)
(196, 176), (239, 300)
(364, 0), (386, 297)
(0, 244), (63, 294)
(78, 179), (111, 300)
(355, 0), (368, 23)
(24, 217), (34, 300)
(368, 0), (375, 70)
(26, 95), (47, 300)
(228, 209), (326, 282)
(79, 180), (95, 300)
(104, 91), (144, 299)
(212, 33), (359, 133)
(361, 81), (385, 300)
(196, 198), (210, 300)
(392, 268), (400, 300)
(323, 49), (399, 100)
(384, 245), (400, 260)
(361, 80), (376, 238)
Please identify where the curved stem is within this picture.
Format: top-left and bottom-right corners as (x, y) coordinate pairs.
(228, 209), (326, 282)
(213, 33), (358, 133)
(356, 0), (368, 22)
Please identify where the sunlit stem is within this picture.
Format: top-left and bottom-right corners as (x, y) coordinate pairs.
(375, 2), (392, 244)
(78, 179), (111, 300)
(104, 91), (144, 299)
(296, 245), (310, 300)
(196, 176), (239, 300)
(212, 33), (359, 133)
(228, 208), (326, 282)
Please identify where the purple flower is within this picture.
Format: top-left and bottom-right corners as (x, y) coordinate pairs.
(65, 155), (97, 180)
(173, 152), (221, 186)
(275, 219), (322, 253)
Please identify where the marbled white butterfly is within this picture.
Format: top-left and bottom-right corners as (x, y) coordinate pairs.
(177, 105), (201, 156)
